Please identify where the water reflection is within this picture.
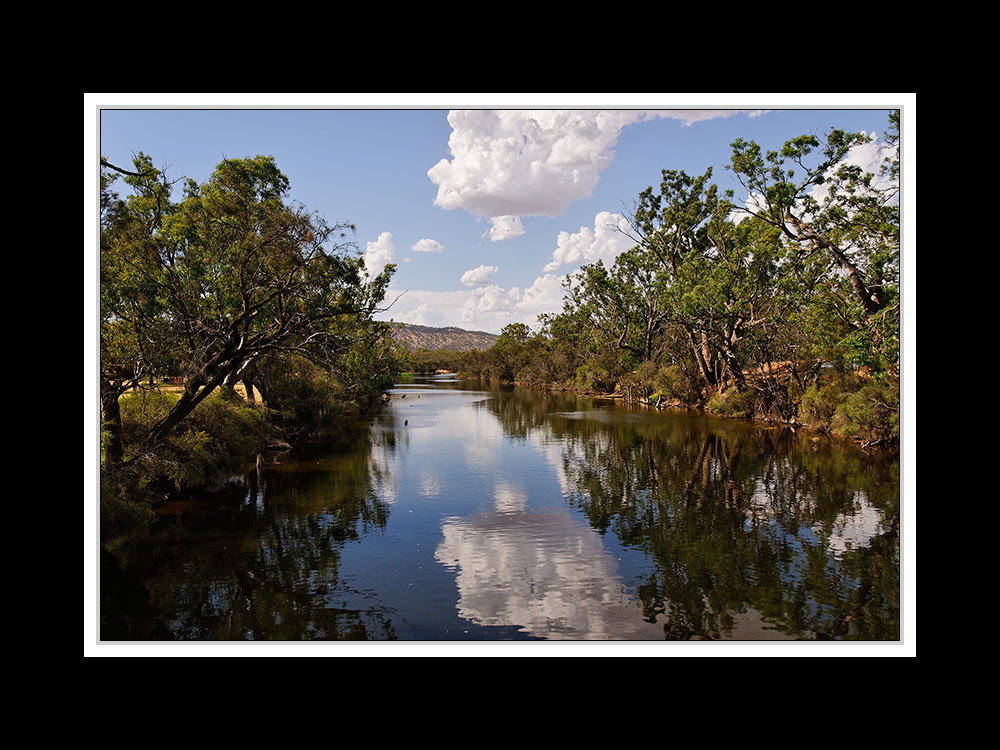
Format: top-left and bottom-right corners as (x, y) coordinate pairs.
(483, 391), (900, 640)
(102, 377), (900, 642)
(434, 479), (663, 639)
(107, 430), (398, 640)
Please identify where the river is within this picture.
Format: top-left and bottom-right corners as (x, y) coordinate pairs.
(101, 374), (902, 643)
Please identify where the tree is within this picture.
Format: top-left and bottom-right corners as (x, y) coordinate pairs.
(625, 167), (740, 390)
(727, 113), (899, 322)
(491, 322), (534, 382)
(100, 153), (395, 463)
(100, 155), (180, 463)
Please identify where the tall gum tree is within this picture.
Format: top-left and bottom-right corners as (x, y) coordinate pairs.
(100, 154), (395, 464)
(100, 155), (181, 463)
(727, 112), (900, 324)
(618, 167), (750, 391)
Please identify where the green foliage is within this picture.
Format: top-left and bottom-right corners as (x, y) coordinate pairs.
(101, 153), (395, 458)
(334, 320), (405, 407)
(99, 481), (154, 545)
(118, 389), (271, 492)
(457, 110), (903, 444)
(401, 347), (464, 373)
(491, 323), (535, 382)
(728, 117), (898, 322)
(706, 386), (756, 420)
(573, 360), (619, 394)
(264, 355), (365, 438)
(100, 151), (408, 542)
(799, 381), (846, 432)
(839, 289), (901, 377)
(830, 378), (900, 445)
(652, 365), (702, 406)
(101, 388), (272, 543)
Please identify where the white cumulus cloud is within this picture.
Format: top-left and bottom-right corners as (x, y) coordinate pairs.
(364, 231), (396, 277)
(427, 109), (754, 239)
(411, 238), (445, 253)
(460, 264), (500, 287)
(378, 272), (569, 334)
(544, 211), (634, 272)
(486, 215), (524, 242)
(517, 273), (567, 314)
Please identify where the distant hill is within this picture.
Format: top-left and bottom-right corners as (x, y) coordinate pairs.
(389, 322), (499, 351)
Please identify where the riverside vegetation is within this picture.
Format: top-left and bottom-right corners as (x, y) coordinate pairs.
(404, 111), (901, 447)
(100, 111), (901, 547)
(100, 154), (404, 543)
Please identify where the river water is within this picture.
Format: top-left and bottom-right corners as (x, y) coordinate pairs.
(102, 375), (901, 643)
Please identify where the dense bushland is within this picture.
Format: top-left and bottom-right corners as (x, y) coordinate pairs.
(440, 112), (903, 446)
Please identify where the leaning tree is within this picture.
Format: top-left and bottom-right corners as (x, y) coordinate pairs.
(100, 153), (395, 464)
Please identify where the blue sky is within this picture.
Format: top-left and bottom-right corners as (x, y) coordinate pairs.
(93, 94), (909, 334)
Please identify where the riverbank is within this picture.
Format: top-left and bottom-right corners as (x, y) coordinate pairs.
(452, 371), (900, 449)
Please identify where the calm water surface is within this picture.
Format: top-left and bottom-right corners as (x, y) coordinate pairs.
(104, 375), (901, 641)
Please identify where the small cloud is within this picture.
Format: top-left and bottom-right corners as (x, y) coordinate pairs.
(364, 231), (396, 277)
(378, 271), (569, 334)
(486, 216), (524, 242)
(543, 211), (633, 272)
(461, 264), (500, 287)
(411, 238), (445, 253)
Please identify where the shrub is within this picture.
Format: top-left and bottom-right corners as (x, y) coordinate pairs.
(797, 371), (865, 431)
(653, 365), (702, 406)
(114, 387), (271, 493)
(265, 362), (358, 438)
(574, 361), (619, 394)
(830, 378), (900, 445)
(799, 383), (844, 431)
(102, 388), (273, 543)
(100, 475), (154, 544)
(156, 391), (270, 490)
(706, 386), (756, 419)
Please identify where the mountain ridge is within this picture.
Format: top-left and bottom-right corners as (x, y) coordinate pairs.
(388, 322), (499, 351)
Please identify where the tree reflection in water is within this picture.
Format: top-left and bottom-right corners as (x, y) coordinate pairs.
(107, 426), (397, 640)
(103, 381), (899, 642)
(483, 389), (899, 640)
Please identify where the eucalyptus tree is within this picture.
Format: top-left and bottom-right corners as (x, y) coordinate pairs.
(572, 246), (672, 365)
(624, 167), (742, 390)
(556, 262), (651, 392)
(558, 162), (824, 406)
(100, 153), (395, 464)
(100, 156), (182, 462)
(622, 167), (792, 393)
(727, 111), (900, 374)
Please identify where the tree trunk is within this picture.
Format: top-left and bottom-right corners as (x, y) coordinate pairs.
(687, 328), (718, 389)
(100, 382), (124, 465)
(141, 359), (240, 454)
(242, 376), (256, 404)
(786, 218), (883, 317)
